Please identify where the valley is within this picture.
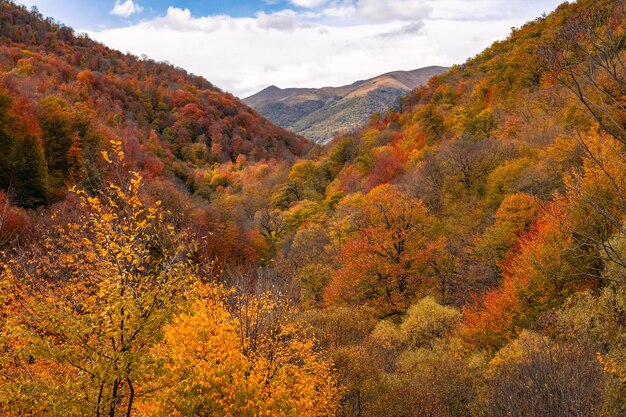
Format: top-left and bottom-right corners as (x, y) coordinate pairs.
(0, 1), (624, 416)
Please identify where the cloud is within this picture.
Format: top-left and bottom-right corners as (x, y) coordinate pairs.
(144, 7), (226, 32)
(256, 10), (302, 31)
(377, 21), (425, 39)
(291, 0), (330, 8)
(87, 14), (452, 97)
(110, 0), (143, 18)
(88, 0), (564, 97)
(357, 0), (431, 22)
(424, 0), (525, 20)
(322, 5), (357, 18)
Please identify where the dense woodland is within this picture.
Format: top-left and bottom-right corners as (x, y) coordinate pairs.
(0, 0), (625, 415)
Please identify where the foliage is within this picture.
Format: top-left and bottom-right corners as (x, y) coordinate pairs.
(0, 146), (196, 415)
(326, 184), (435, 314)
(142, 289), (340, 417)
(1, 0), (626, 415)
(0, 0), (311, 208)
(484, 333), (604, 417)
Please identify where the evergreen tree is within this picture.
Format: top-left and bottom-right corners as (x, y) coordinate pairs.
(0, 91), (15, 191)
(39, 96), (73, 188)
(12, 133), (49, 207)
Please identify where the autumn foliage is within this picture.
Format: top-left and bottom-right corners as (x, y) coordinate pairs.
(0, 147), (339, 416)
(1, 0), (626, 415)
(326, 184), (435, 314)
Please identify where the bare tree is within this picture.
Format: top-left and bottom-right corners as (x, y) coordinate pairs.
(443, 137), (501, 190)
(538, 1), (626, 284)
(538, 0), (626, 146)
(488, 339), (604, 417)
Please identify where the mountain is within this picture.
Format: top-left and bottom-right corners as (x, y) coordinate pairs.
(0, 0), (311, 207)
(244, 66), (449, 143)
(2, 0), (626, 416)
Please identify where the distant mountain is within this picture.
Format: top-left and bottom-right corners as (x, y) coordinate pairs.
(244, 66), (449, 143)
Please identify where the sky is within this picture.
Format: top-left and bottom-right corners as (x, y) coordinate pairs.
(17, 0), (565, 97)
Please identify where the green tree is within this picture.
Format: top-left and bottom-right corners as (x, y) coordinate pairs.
(40, 96), (73, 188)
(12, 133), (49, 207)
(0, 91), (15, 191)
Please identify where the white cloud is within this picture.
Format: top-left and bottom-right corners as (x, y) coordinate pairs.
(322, 5), (357, 18)
(291, 0), (330, 7)
(357, 0), (431, 22)
(256, 10), (302, 31)
(110, 0), (143, 18)
(87, 0), (563, 97)
(424, 0), (523, 20)
(144, 7), (226, 32)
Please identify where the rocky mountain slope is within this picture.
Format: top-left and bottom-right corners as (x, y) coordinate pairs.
(244, 66), (448, 143)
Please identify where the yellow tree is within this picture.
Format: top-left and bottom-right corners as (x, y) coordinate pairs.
(138, 285), (260, 416)
(142, 289), (341, 417)
(0, 142), (195, 416)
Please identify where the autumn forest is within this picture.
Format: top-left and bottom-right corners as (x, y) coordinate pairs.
(0, 0), (625, 415)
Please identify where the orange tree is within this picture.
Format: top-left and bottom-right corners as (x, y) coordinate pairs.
(326, 184), (436, 315)
(142, 289), (341, 416)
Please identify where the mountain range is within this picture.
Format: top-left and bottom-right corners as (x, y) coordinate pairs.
(244, 66), (448, 143)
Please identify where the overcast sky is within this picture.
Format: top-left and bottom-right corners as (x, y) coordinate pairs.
(18, 0), (565, 97)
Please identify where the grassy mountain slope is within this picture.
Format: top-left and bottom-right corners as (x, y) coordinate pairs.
(244, 66), (448, 143)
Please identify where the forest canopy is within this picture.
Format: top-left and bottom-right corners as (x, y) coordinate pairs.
(0, 0), (625, 416)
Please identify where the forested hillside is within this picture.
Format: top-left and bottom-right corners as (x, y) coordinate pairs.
(0, 0), (310, 208)
(1, 0), (625, 416)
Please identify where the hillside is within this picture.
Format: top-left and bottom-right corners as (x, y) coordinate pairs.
(0, 0), (311, 208)
(1, 0), (626, 416)
(244, 66), (448, 143)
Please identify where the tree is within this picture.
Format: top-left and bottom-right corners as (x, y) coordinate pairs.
(539, 0), (626, 146)
(326, 184), (435, 315)
(0, 91), (15, 190)
(232, 291), (341, 416)
(0, 144), (195, 416)
(0, 91), (49, 207)
(442, 137), (500, 191)
(256, 206), (287, 258)
(138, 286), (259, 416)
(462, 198), (593, 351)
(12, 132), (49, 207)
(415, 104), (445, 145)
(539, 1), (626, 283)
(560, 131), (626, 285)
(477, 193), (538, 268)
(143, 289), (341, 416)
(39, 96), (73, 188)
(485, 333), (604, 417)
(371, 297), (461, 351)
(0, 190), (30, 248)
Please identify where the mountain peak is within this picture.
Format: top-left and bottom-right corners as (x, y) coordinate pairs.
(244, 66), (449, 143)
(262, 85), (282, 92)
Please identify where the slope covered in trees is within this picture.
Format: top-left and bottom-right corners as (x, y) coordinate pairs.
(0, 0), (311, 207)
(1, 0), (626, 416)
